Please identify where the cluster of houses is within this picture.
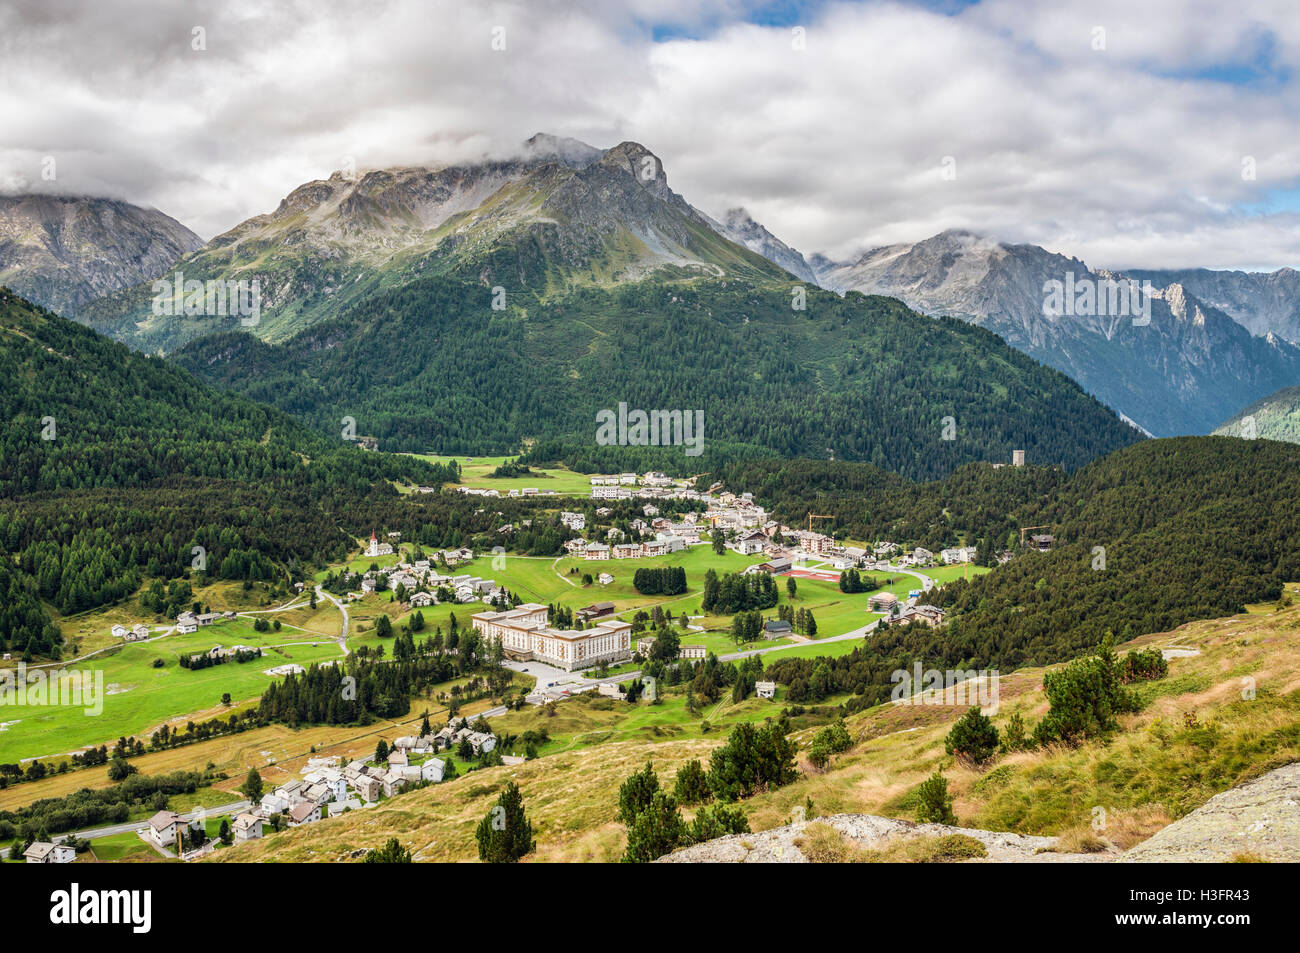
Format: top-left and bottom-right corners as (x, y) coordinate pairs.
(235, 720), (500, 837)
(455, 485), (563, 498)
(866, 591), (947, 627)
(110, 622), (151, 642)
(590, 472), (701, 501)
(353, 552), (504, 607)
(173, 610), (237, 635)
(567, 510), (704, 561)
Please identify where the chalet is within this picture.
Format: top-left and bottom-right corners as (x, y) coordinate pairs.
(755, 681), (777, 700)
(642, 504), (660, 516)
(578, 602), (616, 623)
(757, 556), (793, 574)
(941, 546), (977, 564)
(468, 731), (497, 755)
(584, 542), (611, 560)
(421, 758), (446, 783)
(888, 604), (947, 627)
(196, 612), (221, 626)
(232, 813), (263, 842)
(763, 619), (793, 640)
(598, 572), (615, 585)
(911, 547), (934, 564)
(111, 624), (129, 639)
(387, 750), (409, 769)
(560, 512), (586, 531)
(735, 531), (768, 556)
(24, 841), (75, 864)
(1030, 534), (1054, 552)
(175, 612), (198, 634)
(289, 802), (321, 827)
(564, 537), (589, 555)
(409, 591), (435, 608)
(147, 810), (181, 848)
(128, 624), (150, 641)
(613, 542), (642, 559)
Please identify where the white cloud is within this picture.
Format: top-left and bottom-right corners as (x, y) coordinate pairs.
(2, 0), (1299, 269)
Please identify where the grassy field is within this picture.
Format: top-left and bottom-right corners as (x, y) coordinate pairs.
(83, 831), (168, 863)
(0, 674), (520, 812)
(411, 453), (595, 496)
(210, 591), (1300, 863)
(0, 619), (344, 764)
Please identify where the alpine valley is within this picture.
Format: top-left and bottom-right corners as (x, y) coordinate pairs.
(3, 132), (1300, 872)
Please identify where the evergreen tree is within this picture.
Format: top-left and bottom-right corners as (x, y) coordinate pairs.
(475, 781), (534, 863)
(363, 837), (412, 862)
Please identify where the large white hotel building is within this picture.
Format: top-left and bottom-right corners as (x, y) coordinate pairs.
(471, 603), (632, 672)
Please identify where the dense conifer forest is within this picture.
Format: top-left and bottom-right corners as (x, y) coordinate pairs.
(173, 275), (1141, 480)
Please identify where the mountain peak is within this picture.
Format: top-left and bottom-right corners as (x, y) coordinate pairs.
(521, 133), (603, 169)
(598, 141), (669, 190)
(0, 193), (201, 315)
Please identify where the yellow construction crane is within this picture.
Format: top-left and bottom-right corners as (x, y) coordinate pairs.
(808, 513), (833, 533)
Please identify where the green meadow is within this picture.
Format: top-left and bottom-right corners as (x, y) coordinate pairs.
(0, 619), (343, 764)
(410, 453), (595, 496)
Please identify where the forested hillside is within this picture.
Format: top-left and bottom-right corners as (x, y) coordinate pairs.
(728, 438), (1300, 711)
(174, 275), (1142, 481)
(0, 288), (458, 659)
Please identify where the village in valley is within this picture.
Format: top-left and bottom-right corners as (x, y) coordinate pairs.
(6, 460), (1019, 864)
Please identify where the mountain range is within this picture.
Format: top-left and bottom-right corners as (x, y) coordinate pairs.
(0, 134), (1296, 448)
(812, 230), (1300, 437)
(0, 194), (201, 317)
(76, 135), (794, 352)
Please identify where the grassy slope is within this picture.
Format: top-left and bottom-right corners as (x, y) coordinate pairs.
(210, 588), (1300, 862)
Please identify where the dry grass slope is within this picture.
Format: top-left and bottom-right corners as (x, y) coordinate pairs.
(208, 592), (1300, 862)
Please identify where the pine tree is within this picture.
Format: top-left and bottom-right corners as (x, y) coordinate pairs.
(476, 781), (534, 863)
(240, 767), (263, 802)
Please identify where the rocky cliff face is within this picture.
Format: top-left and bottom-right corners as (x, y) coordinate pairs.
(0, 194), (201, 315)
(815, 230), (1300, 437)
(708, 207), (816, 283)
(1129, 266), (1300, 343)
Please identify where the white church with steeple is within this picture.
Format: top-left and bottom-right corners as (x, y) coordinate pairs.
(367, 531), (393, 558)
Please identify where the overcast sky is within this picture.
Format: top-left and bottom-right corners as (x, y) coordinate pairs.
(3, 0), (1299, 270)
